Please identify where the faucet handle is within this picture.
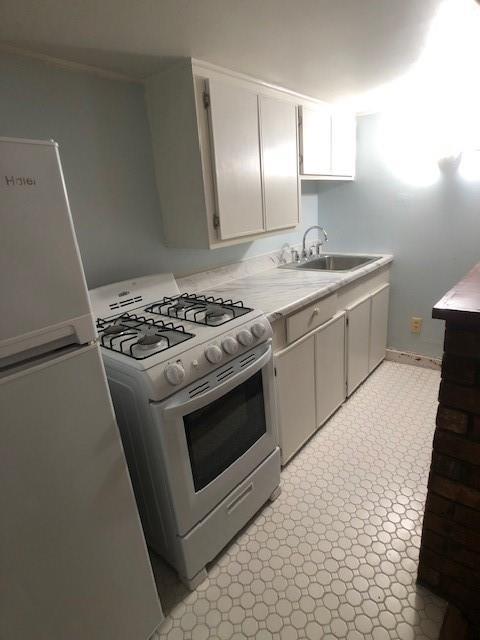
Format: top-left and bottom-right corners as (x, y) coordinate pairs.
(290, 248), (299, 263)
(315, 228), (328, 253)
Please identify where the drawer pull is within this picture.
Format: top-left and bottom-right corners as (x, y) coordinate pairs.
(286, 293), (337, 343)
(227, 483), (253, 514)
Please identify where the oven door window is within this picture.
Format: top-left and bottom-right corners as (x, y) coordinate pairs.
(184, 370), (267, 492)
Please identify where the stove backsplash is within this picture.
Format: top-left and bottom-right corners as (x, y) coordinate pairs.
(176, 243), (303, 295)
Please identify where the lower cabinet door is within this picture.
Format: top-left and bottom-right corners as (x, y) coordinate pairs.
(369, 284), (390, 372)
(274, 333), (316, 464)
(346, 295), (371, 396)
(315, 312), (346, 427)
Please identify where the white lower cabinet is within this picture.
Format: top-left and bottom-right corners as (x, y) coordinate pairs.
(346, 284), (390, 396)
(346, 296), (371, 396)
(315, 313), (346, 427)
(275, 312), (346, 464)
(369, 284), (390, 373)
(275, 332), (316, 464)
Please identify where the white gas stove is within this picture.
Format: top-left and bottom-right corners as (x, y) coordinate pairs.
(90, 273), (272, 400)
(89, 273), (281, 589)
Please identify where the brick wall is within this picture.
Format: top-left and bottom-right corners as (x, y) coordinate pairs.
(417, 322), (480, 630)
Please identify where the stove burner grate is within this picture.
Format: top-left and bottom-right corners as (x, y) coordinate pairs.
(96, 313), (194, 360)
(145, 293), (253, 327)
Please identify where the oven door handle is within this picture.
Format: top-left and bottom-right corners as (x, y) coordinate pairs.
(162, 344), (272, 417)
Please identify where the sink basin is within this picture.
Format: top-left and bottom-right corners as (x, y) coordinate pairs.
(279, 254), (380, 272)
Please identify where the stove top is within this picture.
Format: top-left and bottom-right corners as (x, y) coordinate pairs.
(145, 294), (253, 327)
(96, 313), (194, 360)
(89, 274), (273, 398)
(89, 275), (268, 372)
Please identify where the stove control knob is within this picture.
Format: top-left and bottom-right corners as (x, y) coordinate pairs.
(251, 322), (266, 339)
(237, 329), (254, 347)
(205, 344), (223, 364)
(164, 363), (185, 386)
(222, 336), (239, 355)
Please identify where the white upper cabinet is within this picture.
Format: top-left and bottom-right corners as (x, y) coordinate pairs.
(299, 104), (356, 179)
(208, 79), (264, 239)
(259, 95), (299, 231)
(146, 59), (354, 249)
(299, 105), (332, 175)
(331, 109), (356, 177)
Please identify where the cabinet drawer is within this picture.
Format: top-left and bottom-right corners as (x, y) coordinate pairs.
(286, 294), (337, 344)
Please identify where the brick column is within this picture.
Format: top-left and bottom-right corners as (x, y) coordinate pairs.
(417, 322), (480, 630)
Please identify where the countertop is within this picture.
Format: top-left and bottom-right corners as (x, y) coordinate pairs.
(198, 254), (393, 321)
(433, 261), (480, 325)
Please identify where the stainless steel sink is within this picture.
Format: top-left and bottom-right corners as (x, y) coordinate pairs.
(279, 254), (380, 272)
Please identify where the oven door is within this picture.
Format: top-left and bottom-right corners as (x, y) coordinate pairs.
(151, 342), (277, 536)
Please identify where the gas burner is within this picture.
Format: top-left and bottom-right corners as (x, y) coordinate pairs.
(102, 323), (132, 336)
(204, 306), (234, 326)
(96, 313), (194, 360)
(145, 294), (253, 327)
(170, 299), (193, 311)
(137, 334), (168, 350)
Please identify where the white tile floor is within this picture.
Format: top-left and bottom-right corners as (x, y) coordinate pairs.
(151, 362), (446, 640)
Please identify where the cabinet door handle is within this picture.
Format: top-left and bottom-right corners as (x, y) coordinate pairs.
(313, 307), (320, 315)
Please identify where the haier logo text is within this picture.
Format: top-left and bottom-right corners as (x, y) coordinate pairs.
(4, 176), (37, 186)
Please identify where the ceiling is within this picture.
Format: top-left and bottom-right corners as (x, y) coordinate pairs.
(0, 0), (443, 102)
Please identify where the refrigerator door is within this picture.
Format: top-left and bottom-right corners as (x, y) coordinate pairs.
(0, 343), (163, 640)
(0, 137), (96, 362)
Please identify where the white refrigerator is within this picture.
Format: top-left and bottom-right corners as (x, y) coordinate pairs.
(0, 137), (163, 639)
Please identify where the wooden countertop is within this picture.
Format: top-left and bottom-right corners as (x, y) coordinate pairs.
(433, 262), (480, 324)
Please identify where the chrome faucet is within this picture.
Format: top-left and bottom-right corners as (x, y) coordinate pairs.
(301, 225), (328, 260)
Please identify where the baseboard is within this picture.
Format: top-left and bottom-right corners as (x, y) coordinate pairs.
(385, 349), (441, 371)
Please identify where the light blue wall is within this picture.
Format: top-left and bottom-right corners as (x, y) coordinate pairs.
(0, 52), (317, 289)
(316, 113), (480, 358)
(3, 53), (479, 358)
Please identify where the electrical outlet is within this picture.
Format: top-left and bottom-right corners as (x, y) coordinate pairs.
(410, 317), (423, 334)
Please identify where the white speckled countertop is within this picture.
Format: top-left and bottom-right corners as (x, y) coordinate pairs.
(179, 253), (393, 321)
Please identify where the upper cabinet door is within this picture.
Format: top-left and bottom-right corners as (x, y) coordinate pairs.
(299, 105), (332, 175)
(207, 78), (264, 240)
(331, 110), (356, 177)
(260, 96), (299, 231)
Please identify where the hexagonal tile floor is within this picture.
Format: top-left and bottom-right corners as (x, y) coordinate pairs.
(150, 361), (446, 640)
